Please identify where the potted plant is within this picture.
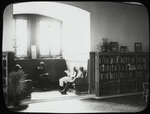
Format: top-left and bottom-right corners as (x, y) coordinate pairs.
(97, 37), (110, 52)
(8, 70), (27, 107)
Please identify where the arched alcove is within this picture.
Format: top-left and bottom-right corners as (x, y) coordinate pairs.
(13, 1), (90, 70)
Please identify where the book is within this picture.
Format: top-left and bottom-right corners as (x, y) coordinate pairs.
(64, 70), (70, 76)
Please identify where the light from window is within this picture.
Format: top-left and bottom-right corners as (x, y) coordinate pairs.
(13, 19), (28, 57)
(39, 20), (61, 57)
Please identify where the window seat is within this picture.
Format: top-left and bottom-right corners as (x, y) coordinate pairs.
(15, 59), (67, 87)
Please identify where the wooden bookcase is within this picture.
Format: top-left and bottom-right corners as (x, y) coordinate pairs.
(2, 52), (15, 106)
(95, 52), (149, 96)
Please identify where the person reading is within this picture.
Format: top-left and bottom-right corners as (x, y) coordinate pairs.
(59, 67), (78, 91)
(60, 66), (84, 94)
(33, 61), (50, 90)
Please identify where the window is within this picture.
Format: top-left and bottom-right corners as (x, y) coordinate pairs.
(13, 15), (62, 59)
(38, 20), (62, 57)
(13, 19), (28, 57)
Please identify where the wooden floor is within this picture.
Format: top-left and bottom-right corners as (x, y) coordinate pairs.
(8, 90), (148, 113)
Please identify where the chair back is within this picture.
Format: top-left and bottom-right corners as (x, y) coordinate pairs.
(143, 82), (149, 90)
(83, 70), (87, 78)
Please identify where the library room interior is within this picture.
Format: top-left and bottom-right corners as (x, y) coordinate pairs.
(2, 1), (149, 113)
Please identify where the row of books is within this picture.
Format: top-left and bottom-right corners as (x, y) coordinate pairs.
(99, 71), (148, 79)
(136, 63), (149, 70)
(99, 71), (135, 79)
(119, 71), (134, 78)
(2, 60), (7, 66)
(99, 65), (118, 71)
(99, 64), (149, 72)
(3, 77), (6, 86)
(136, 71), (143, 77)
(2, 56), (7, 66)
(100, 80), (142, 91)
(120, 56), (136, 64)
(120, 81), (136, 89)
(2, 67), (6, 75)
(99, 56), (119, 64)
(99, 56), (149, 64)
(2, 56), (7, 87)
(99, 72), (118, 79)
(100, 82), (119, 90)
(119, 64), (130, 71)
(137, 56), (148, 63)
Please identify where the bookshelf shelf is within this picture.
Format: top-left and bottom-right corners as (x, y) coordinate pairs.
(95, 52), (149, 96)
(2, 52), (15, 106)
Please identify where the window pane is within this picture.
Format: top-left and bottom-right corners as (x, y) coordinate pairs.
(39, 20), (61, 57)
(39, 21), (50, 56)
(14, 19), (28, 57)
(49, 21), (61, 55)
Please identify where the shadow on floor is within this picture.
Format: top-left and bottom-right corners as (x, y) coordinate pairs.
(81, 94), (148, 112)
(8, 104), (29, 112)
(7, 92), (148, 113)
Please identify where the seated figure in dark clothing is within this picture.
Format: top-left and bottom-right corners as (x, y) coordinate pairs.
(33, 61), (50, 90)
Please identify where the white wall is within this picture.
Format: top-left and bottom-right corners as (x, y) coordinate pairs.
(61, 8), (90, 70)
(62, 2), (149, 52)
(90, 2), (149, 52)
(3, 4), (13, 51)
(3, 2), (149, 71)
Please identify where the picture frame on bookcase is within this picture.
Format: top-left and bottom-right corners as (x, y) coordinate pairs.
(120, 46), (128, 53)
(135, 42), (142, 52)
(110, 42), (119, 52)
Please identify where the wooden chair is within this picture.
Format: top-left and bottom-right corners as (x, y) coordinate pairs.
(142, 82), (149, 102)
(73, 70), (89, 93)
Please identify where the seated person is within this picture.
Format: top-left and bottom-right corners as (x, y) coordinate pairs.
(60, 66), (84, 94)
(15, 64), (28, 77)
(15, 64), (23, 71)
(33, 61), (50, 90)
(59, 67), (78, 90)
(14, 64), (32, 99)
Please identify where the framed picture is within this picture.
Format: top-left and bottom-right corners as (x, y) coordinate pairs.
(120, 46), (128, 53)
(135, 42), (142, 52)
(110, 42), (118, 52)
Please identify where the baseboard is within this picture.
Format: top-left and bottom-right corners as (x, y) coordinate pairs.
(94, 92), (142, 99)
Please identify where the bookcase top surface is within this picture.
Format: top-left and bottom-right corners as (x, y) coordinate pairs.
(97, 52), (149, 56)
(2, 51), (15, 55)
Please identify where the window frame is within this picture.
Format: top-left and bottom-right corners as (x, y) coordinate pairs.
(37, 18), (62, 58)
(13, 17), (30, 58)
(13, 14), (63, 59)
